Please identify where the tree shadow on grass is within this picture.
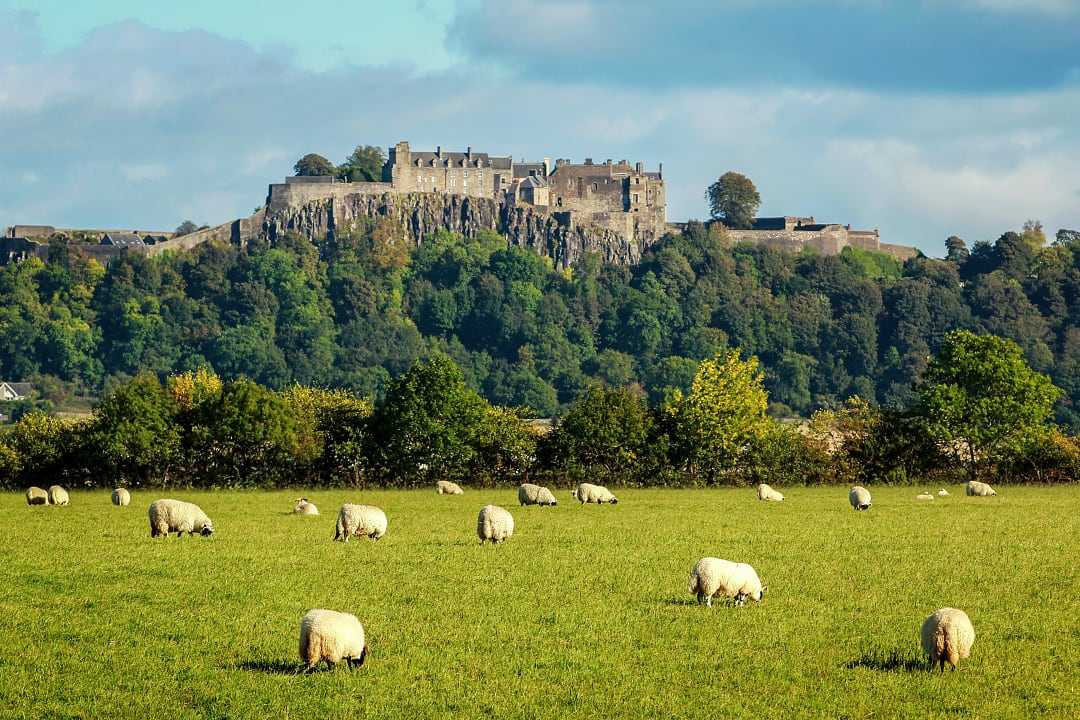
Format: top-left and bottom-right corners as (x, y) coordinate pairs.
(845, 647), (928, 673)
(236, 659), (306, 675)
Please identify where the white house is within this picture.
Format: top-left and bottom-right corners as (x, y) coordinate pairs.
(0, 382), (32, 401)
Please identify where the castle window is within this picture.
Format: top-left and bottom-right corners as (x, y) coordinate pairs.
(593, 183), (598, 191)
(633, 193), (640, 204)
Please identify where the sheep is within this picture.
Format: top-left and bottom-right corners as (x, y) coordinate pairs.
(48, 485), (69, 506)
(688, 557), (766, 607)
(298, 609), (367, 671)
(571, 482), (618, 505)
(25, 487), (49, 506)
(148, 499), (214, 538)
(966, 480), (997, 497)
(436, 480), (464, 495)
(920, 607), (975, 671)
(334, 504), (387, 542)
(477, 504), (514, 544)
(757, 483), (785, 502)
(518, 483), (558, 507)
(112, 488), (131, 507)
(916, 493), (935, 501)
(293, 497), (319, 516)
(938, 488), (950, 497)
(849, 485), (872, 511)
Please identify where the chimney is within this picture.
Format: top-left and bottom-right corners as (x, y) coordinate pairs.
(605, 159), (612, 165)
(543, 157), (552, 176)
(635, 161), (643, 174)
(436, 146), (441, 157)
(467, 146), (472, 158)
(584, 158), (593, 165)
(658, 162), (663, 179)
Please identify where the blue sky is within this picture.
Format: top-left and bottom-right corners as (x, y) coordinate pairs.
(2, 0), (1078, 255)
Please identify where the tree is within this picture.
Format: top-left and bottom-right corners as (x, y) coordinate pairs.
(338, 145), (386, 182)
(90, 372), (180, 485)
(293, 153), (337, 177)
(945, 235), (969, 264)
(174, 220), (200, 237)
(916, 330), (1062, 481)
(707, 172), (761, 229)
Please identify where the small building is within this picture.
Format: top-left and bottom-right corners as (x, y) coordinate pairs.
(0, 382), (33, 401)
(101, 232), (145, 248)
(515, 175), (550, 207)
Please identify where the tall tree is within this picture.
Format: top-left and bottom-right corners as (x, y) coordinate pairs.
(707, 172), (761, 229)
(338, 145), (386, 182)
(293, 153), (337, 177)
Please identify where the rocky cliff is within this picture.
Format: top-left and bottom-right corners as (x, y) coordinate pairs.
(262, 191), (652, 268)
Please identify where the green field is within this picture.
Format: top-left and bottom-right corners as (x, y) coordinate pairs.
(2, 486), (1078, 719)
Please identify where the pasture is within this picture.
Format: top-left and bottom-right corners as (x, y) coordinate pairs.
(1, 486), (1078, 719)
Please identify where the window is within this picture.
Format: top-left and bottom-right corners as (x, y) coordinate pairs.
(633, 193), (640, 203)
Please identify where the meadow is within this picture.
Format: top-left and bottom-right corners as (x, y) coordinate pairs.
(1, 485), (1078, 719)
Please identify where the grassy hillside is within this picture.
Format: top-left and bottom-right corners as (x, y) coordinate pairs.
(2, 486), (1078, 719)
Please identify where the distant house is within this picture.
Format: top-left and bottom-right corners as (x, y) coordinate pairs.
(101, 232), (145, 248)
(0, 382), (33, 401)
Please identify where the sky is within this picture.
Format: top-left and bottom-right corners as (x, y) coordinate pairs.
(1, 0), (1078, 256)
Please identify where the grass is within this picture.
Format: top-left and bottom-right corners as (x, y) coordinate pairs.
(1, 485), (1078, 719)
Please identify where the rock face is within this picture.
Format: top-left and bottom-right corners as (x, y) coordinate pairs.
(262, 191), (653, 268)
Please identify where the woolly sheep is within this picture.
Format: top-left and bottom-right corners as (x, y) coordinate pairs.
(518, 483), (558, 507)
(916, 493), (935, 501)
(938, 488), (950, 497)
(966, 480), (997, 497)
(436, 480), (464, 495)
(148, 499), (214, 538)
(293, 497), (319, 516)
(757, 483), (785, 502)
(921, 607), (975, 671)
(111, 488), (131, 507)
(334, 504), (387, 541)
(477, 504), (514, 544)
(849, 486), (872, 511)
(299, 608), (367, 671)
(571, 482), (618, 505)
(48, 485), (69, 506)
(25, 487), (49, 505)
(688, 557), (766, 607)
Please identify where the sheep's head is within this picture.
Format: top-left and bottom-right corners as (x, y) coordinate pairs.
(756, 583), (768, 601)
(200, 521), (214, 536)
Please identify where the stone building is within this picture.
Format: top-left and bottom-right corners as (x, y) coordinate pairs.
(384, 141), (513, 199)
(716, 216), (918, 261)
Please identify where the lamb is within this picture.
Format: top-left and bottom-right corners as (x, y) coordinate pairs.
(518, 483), (558, 506)
(293, 497), (319, 515)
(48, 485), (69, 506)
(571, 482), (618, 505)
(112, 488), (131, 507)
(334, 504), (387, 541)
(916, 493), (935, 501)
(148, 499), (214, 538)
(298, 609), (367, 671)
(688, 557), (766, 607)
(920, 607), (975, 671)
(476, 504), (514, 544)
(757, 483), (785, 502)
(966, 480), (997, 497)
(849, 486), (872, 511)
(436, 480), (464, 495)
(938, 488), (950, 497)
(25, 487), (49, 505)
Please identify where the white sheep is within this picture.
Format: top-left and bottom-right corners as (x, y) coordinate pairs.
(966, 480), (997, 497)
(299, 609), (367, 671)
(334, 504), (387, 541)
(25, 487), (49, 505)
(293, 497), (319, 515)
(921, 607), (975, 671)
(518, 483), (558, 506)
(112, 488), (131, 507)
(938, 488), (950, 497)
(757, 483), (785, 502)
(916, 493), (935, 501)
(477, 504), (514, 544)
(688, 557), (766, 607)
(148, 499), (214, 538)
(849, 486), (872, 511)
(571, 482), (618, 505)
(436, 480), (464, 495)
(48, 485), (69, 506)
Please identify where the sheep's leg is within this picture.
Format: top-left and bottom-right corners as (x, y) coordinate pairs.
(705, 595), (712, 608)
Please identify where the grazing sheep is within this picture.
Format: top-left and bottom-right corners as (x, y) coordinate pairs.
(571, 483), (618, 505)
(518, 483), (558, 507)
(436, 480), (464, 495)
(25, 487), (49, 506)
(757, 483), (785, 502)
(334, 504), (387, 542)
(293, 498), (319, 516)
(921, 608), (975, 671)
(47, 485), (69, 506)
(148, 499), (214, 538)
(476, 504), (514, 544)
(966, 480), (997, 497)
(938, 488), (950, 497)
(849, 486), (872, 511)
(916, 493), (935, 501)
(299, 609), (367, 671)
(688, 557), (766, 607)
(112, 488), (131, 507)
